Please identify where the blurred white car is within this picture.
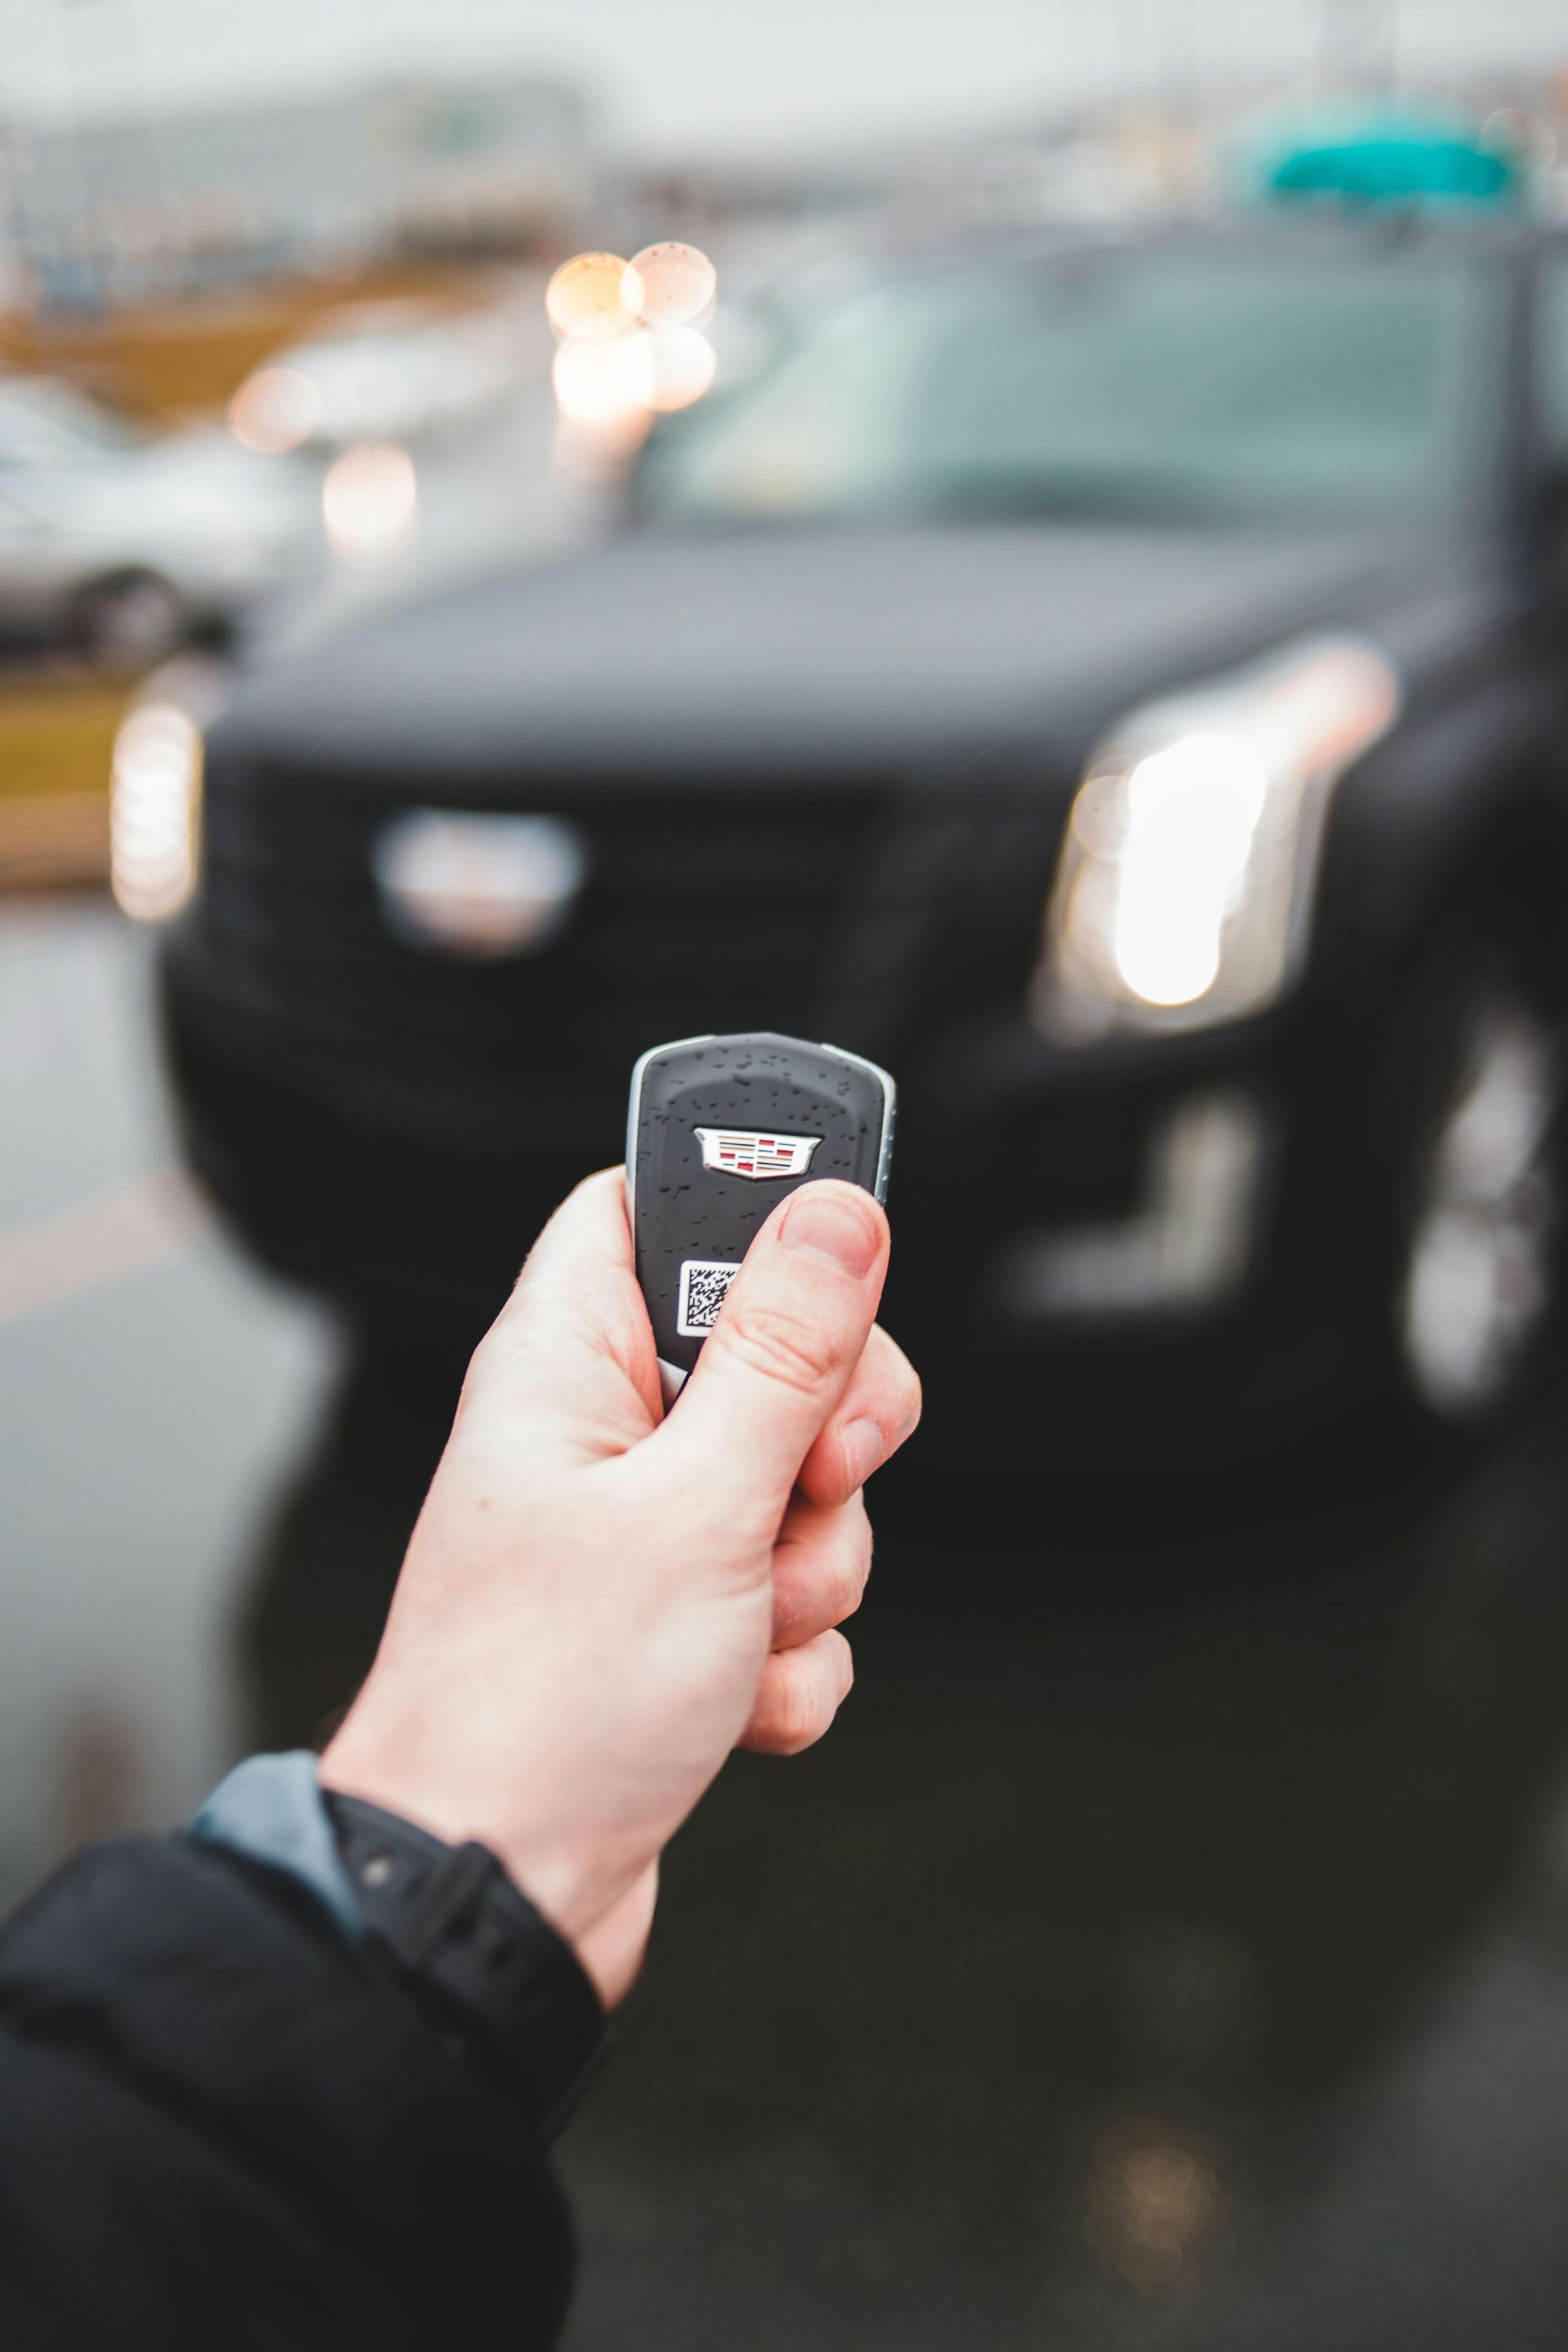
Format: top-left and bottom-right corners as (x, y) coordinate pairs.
(228, 299), (529, 457)
(0, 374), (321, 665)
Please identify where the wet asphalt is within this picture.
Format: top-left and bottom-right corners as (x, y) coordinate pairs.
(7, 899), (1568, 2349)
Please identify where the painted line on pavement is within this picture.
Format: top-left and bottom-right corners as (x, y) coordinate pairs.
(0, 1169), (210, 1330)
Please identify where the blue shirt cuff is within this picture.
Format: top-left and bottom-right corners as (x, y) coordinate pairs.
(189, 1751), (363, 1943)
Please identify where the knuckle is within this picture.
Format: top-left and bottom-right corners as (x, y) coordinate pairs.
(776, 1503), (871, 1630)
(880, 1340), (923, 1432)
(760, 1636), (853, 1754)
(756, 1654), (822, 1753)
(779, 1561), (853, 1646)
(835, 1633), (856, 1703)
(898, 1363), (924, 1431)
(768, 1682), (824, 1756)
(721, 1299), (841, 1396)
(829, 1520), (872, 1622)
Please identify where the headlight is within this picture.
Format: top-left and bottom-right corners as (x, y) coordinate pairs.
(109, 658), (223, 922)
(1031, 635), (1400, 1041)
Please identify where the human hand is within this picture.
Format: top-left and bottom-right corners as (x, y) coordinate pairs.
(319, 1169), (920, 2006)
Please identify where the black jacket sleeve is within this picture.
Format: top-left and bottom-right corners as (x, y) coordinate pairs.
(0, 1834), (576, 2352)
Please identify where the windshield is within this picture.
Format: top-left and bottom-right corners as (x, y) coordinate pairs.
(638, 245), (1503, 526)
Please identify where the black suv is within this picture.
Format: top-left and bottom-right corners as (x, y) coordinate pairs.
(160, 207), (1568, 1447)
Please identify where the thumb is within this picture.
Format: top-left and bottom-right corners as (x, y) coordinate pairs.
(649, 1181), (889, 1525)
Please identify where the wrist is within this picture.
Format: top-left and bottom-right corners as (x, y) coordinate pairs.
(316, 1732), (631, 1956)
(319, 1788), (612, 2140)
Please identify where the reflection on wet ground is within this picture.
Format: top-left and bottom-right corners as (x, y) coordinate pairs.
(9, 904), (1568, 2347)
(241, 1335), (1568, 2350)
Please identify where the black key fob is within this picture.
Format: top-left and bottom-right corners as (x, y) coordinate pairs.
(627, 1032), (896, 1400)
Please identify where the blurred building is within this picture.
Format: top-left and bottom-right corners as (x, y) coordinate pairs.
(1, 77), (595, 312)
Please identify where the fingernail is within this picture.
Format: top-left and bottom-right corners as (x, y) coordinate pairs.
(782, 1186), (880, 1279)
(841, 1416), (884, 1491)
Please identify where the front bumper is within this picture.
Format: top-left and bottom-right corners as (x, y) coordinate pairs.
(161, 943), (609, 1335)
(160, 934), (1382, 1450)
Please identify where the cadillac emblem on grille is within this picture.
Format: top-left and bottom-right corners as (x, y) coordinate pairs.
(372, 808), (588, 960)
(693, 1127), (822, 1180)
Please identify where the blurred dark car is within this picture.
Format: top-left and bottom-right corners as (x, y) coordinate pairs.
(157, 204), (1568, 1449)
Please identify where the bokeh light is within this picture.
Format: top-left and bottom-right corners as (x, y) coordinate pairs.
(1085, 2121), (1221, 2292)
(647, 327), (719, 412)
(322, 442), (417, 563)
(623, 242), (718, 330)
(551, 333), (657, 425)
(545, 252), (637, 343)
(548, 240), (721, 466)
(229, 364), (323, 454)
(110, 702), (203, 923)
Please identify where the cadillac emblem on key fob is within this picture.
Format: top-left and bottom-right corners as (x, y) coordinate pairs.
(627, 1032), (896, 1401)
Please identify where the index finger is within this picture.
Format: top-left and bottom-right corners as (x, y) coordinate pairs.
(460, 1167), (663, 1456)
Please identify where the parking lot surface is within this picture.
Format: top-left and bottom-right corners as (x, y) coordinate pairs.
(7, 898), (1568, 2348)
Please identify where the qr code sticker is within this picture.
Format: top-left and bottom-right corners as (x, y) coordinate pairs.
(677, 1258), (741, 1339)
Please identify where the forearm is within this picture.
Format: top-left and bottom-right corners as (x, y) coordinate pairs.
(0, 1833), (576, 2350)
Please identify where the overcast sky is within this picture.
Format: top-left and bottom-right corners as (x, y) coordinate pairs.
(1, 0), (1565, 157)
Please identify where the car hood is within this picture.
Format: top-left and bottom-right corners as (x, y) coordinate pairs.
(222, 519), (1437, 782)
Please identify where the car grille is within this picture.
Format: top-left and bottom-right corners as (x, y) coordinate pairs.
(195, 755), (898, 1107)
